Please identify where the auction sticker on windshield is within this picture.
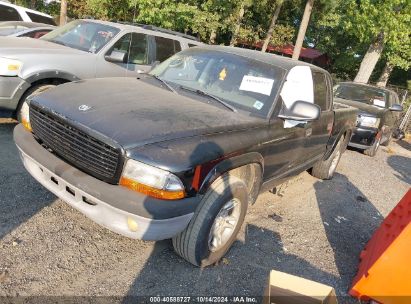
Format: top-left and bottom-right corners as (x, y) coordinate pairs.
(373, 99), (386, 108)
(239, 75), (274, 96)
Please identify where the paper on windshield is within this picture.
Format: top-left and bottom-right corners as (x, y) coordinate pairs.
(239, 75), (274, 96)
(373, 99), (386, 107)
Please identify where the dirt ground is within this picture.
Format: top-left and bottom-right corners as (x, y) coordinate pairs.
(0, 120), (410, 303)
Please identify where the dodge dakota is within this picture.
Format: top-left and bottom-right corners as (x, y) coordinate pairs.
(14, 46), (357, 266)
(334, 82), (403, 156)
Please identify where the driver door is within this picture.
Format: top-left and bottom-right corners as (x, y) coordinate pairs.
(95, 32), (152, 78)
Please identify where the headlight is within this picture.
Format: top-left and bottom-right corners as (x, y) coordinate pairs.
(120, 159), (185, 200)
(0, 57), (23, 76)
(358, 116), (380, 128)
(20, 101), (32, 132)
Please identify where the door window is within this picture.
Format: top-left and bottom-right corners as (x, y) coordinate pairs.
(108, 33), (148, 64)
(0, 4), (22, 21)
(26, 12), (56, 25)
(154, 36), (182, 62)
(312, 71), (329, 111)
(20, 29), (51, 39)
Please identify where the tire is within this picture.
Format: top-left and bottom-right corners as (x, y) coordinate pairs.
(172, 174), (248, 267)
(311, 135), (345, 180)
(381, 133), (392, 147)
(364, 136), (381, 157)
(16, 84), (56, 122)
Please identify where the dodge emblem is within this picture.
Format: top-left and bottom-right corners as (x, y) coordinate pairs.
(79, 105), (92, 111)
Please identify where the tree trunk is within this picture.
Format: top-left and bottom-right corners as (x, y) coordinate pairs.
(292, 0), (314, 60)
(229, 3), (245, 46)
(354, 33), (385, 84)
(30, 0), (36, 9)
(60, 0), (68, 26)
(209, 30), (217, 44)
(261, 0), (283, 53)
(376, 62), (393, 87)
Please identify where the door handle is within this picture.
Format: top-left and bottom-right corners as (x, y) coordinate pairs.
(305, 128), (313, 137)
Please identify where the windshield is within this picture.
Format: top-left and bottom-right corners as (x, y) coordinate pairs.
(334, 83), (388, 108)
(41, 20), (120, 53)
(150, 48), (286, 116)
(0, 25), (27, 36)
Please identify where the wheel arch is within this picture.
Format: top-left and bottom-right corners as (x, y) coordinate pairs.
(15, 71), (80, 116)
(323, 127), (352, 160)
(198, 152), (264, 204)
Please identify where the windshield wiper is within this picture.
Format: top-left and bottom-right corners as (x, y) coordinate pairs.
(179, 86), (237, 112)
(151, 75), (177, 94)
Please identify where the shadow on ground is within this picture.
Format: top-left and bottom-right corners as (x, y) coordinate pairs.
(123, 225), (337, 302)
(387, 155), (411, 185)
(0, 123), (55, 239)
(396, 139), (411, 151)
(123, 172), (381, 303)
(314, 173), (384, 299)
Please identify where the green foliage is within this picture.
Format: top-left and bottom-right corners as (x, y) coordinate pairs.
(343, 0), (411, 70)
(11, 0), (410, 86)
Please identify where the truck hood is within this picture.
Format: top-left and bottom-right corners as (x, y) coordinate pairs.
(334, 97), (387, 117)
(0, 36), (85, 57)
(31, 78), (266, 150)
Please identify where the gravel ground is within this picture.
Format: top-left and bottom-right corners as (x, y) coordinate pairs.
(0, 120), (410, 302)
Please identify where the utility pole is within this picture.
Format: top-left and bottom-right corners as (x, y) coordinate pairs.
(60, 0), (67, 26)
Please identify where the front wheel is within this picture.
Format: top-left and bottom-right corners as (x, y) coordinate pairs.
(381, 132), (392, 147)
(16, 84), (56, 122)
(172, 175), (248, 267)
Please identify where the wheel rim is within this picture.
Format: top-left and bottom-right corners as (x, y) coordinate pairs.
(329, 149), (341, 176)
(208, 198), (241, 252)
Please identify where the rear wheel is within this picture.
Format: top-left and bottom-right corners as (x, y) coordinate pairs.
(381, 133), (392, 147)
(172, 175), (248, 267)
(311, 135), (344, 180)
(16, 84), (56, 122)
(364, 136), (381, 157)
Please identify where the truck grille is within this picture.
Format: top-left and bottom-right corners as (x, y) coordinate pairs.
(30, 105), (123, 184)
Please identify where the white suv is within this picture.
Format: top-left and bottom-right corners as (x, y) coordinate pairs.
(0, 1), (55, 25)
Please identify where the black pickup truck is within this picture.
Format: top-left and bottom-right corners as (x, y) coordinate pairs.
(334, 82), (403, 156)
(14, 46), (357, 267)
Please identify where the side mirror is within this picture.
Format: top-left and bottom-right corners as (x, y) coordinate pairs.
(278, 100), (321, 121)
(105, 50), (127, 63)
(389, 104), (403, 112)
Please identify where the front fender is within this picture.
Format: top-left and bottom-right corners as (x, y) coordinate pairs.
(198, 152), (264, 194)
(24, 70), (80, 84)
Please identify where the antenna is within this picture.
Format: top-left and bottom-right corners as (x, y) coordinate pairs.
(125, 2), (138, 77)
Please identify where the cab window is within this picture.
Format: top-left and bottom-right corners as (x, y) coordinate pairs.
(26, 12), (56, 25)
(154, 37), (182, 62)
(312, 71), (329, 111)
(108, 33), (148, 65)
(0, 4), (22, 21)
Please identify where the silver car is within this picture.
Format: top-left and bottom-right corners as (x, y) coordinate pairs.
(0, 19), (202, 118)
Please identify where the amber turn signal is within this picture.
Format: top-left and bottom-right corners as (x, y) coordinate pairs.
(22, 118), (32, 132)
(120, 176), (185, 200)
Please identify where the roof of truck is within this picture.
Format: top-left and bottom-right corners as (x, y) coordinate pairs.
(83, 19), (201, 42)
(193, 45), (330, 73)
(338, 81), (398, 96)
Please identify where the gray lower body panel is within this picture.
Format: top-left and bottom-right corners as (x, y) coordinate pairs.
(0, 76), (30, 113)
